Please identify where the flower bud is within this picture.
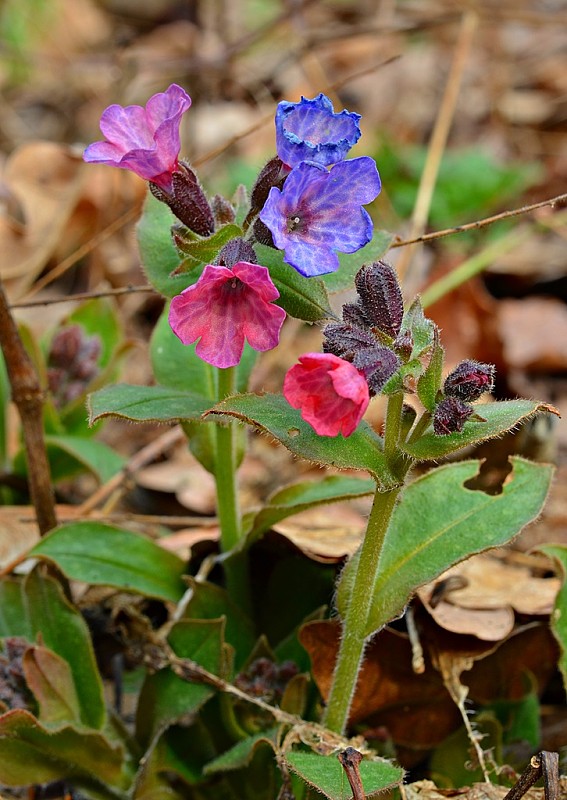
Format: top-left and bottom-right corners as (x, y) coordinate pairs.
(433, 396), (474, 436)
(354, 261), (403, 338)
(352, 345), (400, 395)
(211, 194), (236, 226)
(323, 322), (376, 362)
(151, 163), (215, 237)
(217, 238), (257, 268)
(444, 360), (495, 402)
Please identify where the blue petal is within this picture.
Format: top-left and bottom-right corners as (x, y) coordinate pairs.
(283, 238), (340, 277)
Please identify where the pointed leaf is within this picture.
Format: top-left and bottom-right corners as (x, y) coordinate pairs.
(246, 475), (375, 544)
(285, 751), (402, 800)
(23, 646), (81, 726)
(0, 571), (105, 730)
(172, 224), (243, 271)
(337, 458), (553, 636)
(0, 709), (127, 789)
(136, 619), (224, 747)
(209, 392), (399, 487)
(537, 544), (567, 692)
(254, 244), (333, 322)
(203, 728), (278, 775)
(29, 521), (186, 602)
(417, 330), (444, 412)
(401, 298), (435, 359)
(402, 400), (558, 460)
(45, 435), (125, 483)
(89, 383), (212, 425)
(322, 230), (394, 293)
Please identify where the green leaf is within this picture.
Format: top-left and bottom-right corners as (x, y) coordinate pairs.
(29, 522), (186, 602)
(246, 475), (375, 545)
(89, 383), (212, 425)
(23, 646), (82, 727)
(0, 709), (128, 791)
(210, 393), (399, 488)
(537, 544), (567, 692)
(137, 191), (195, 297)
(401, 297), (435, 360)
(203, 728), (278, 775)
(402, 400), (556, 460)
(417, 330), (444, 412)
(150, 308), (216, 397)
(254, 244), (333, 322)
(45, 435), (125, 483)
(136, 619), (224, 747)
(285, 751), (402, 800)
(0, 571), (105, 730)
(172, 224), (243, 270)
(337, 458), (553, 636)
(321, 229), (394, 293)
(183, 580), (256, 670)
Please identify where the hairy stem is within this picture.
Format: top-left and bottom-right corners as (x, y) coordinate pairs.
(0, 281), (57, 534)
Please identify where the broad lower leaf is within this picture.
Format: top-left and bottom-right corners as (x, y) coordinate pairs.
(29, 522), (186, 602)
(23, 646), (81, 727)
(321, 229), (394, 293)
(254, 244), (333, 322)
(137, 191), (197, 297)
(337, 458), (553, 636)
(45, 435), (125, 483)
(402, 400), (557, 460)
(245, 475), (375, 545)
(0, 709), (128, 790)
(209, 393), (399, 488)
(285, 751), (402, 800)
(89, 383), (212, 425)
(136, 619), (224, 747)
(0, 571), (105, 730)
(538, 544), (567, 692)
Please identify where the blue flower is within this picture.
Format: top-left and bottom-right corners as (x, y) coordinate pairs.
(275, 94), (361, 168)
(259, 157), (381, 277)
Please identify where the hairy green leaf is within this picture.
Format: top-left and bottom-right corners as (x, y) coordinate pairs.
(285, 751), (402, 800)
(89, 383), (212, 425)
(538, 544), (567, 692)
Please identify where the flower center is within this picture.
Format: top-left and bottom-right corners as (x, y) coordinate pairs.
(287, 214), (305, 233)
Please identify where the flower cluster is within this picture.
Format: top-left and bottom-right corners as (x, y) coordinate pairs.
(47, 325), (102, 407)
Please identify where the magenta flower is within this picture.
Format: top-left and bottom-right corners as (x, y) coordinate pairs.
(275, 94), (361, 168)
(83, 84), (192, 192)
(284, 352), (370, 437)
(259, 158), (381, 277)
(168, 262), (286, 369)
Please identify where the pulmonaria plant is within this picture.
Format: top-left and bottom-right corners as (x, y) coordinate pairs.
(71, 84), (557, 800)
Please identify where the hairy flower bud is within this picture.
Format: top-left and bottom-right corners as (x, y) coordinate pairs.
(211, 194), (236, 226)
(444, 360), (495, 402)
(352, 345), (400, 395)
(47, 325), (102, 408)
(433, 396), (474, 436)
(323, 322), (376, 361)
(354, 261), (403, 338)
(151, 163), (215, 236)
(217, 238), (257, 268)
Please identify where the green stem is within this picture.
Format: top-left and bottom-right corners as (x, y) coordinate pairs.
(215, 367), (241, 552)
(323, 483), (401, 734)
(384, 391), (404, 458)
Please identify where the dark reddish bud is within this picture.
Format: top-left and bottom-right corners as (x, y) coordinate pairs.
(354, 261), (403, 338)
(47, 325), (101, 408)
(211, 194), (236, 226)
(323, 322), (376, 361)
(234, 657), (298, 702)
(48, 324), (82, 367)
(216, 237), (257, 268)
(151, 163), (215, 236)
(394, 329), (413, 360)
(252, 217), (275, 247)
(342, 302), (370, 329)
(352, 345), (400, 395)
(433, 396), (474, 435)
(246, 157), (288, 227)
(444, 360), (495, 402)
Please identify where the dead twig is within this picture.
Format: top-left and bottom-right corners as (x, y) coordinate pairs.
(504, 752), (559, 800)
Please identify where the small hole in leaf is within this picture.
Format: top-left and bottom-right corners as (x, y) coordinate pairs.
(464, 457), (513, 495)
(288, 427), (300, 438)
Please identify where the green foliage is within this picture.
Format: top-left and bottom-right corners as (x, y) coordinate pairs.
(321, 229), (394, 293)
(29, 521), (187, 602)
(337, 458), (553, 636)
(89, 383), (213, 425)
(285, 751), (403, 800)
(173, 224), (243, 270)
(538, 544), (567, 691)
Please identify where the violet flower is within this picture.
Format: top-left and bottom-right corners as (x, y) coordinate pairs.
(83, 84), (192, 192)
(168, 262), (286, 369)
(276, 94), (361, 168)
(284, 352), (370, 437)
(259, 158), (381, 277)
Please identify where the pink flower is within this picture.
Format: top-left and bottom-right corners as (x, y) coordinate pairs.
(168, 262), (286, 369)
(83, 84), (192, 192)
(283, 353), (370, 437)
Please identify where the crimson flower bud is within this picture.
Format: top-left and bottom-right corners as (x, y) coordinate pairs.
(354, 261), (403, 338)
(444, 360), (495, 402)
(433, 396), (474, 436)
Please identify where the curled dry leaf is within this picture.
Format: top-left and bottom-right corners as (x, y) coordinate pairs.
(272, 503), (368, 563)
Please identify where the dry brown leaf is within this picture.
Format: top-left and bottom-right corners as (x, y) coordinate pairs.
(0, 505), (83, 569)
(403, 779), (567, 800)
(498, 297), (567, 373)
(0, 143), (85, 296)
(418, 601), (515, 642)
(158, 526), (219, 560)
(272, 504), (367, 562)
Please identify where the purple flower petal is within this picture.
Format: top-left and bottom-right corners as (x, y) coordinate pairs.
(83, 84), (192, 192)
(276, 94), (361, 168)
(168, 262), (285, 369)
(259, 158), (381, 277)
